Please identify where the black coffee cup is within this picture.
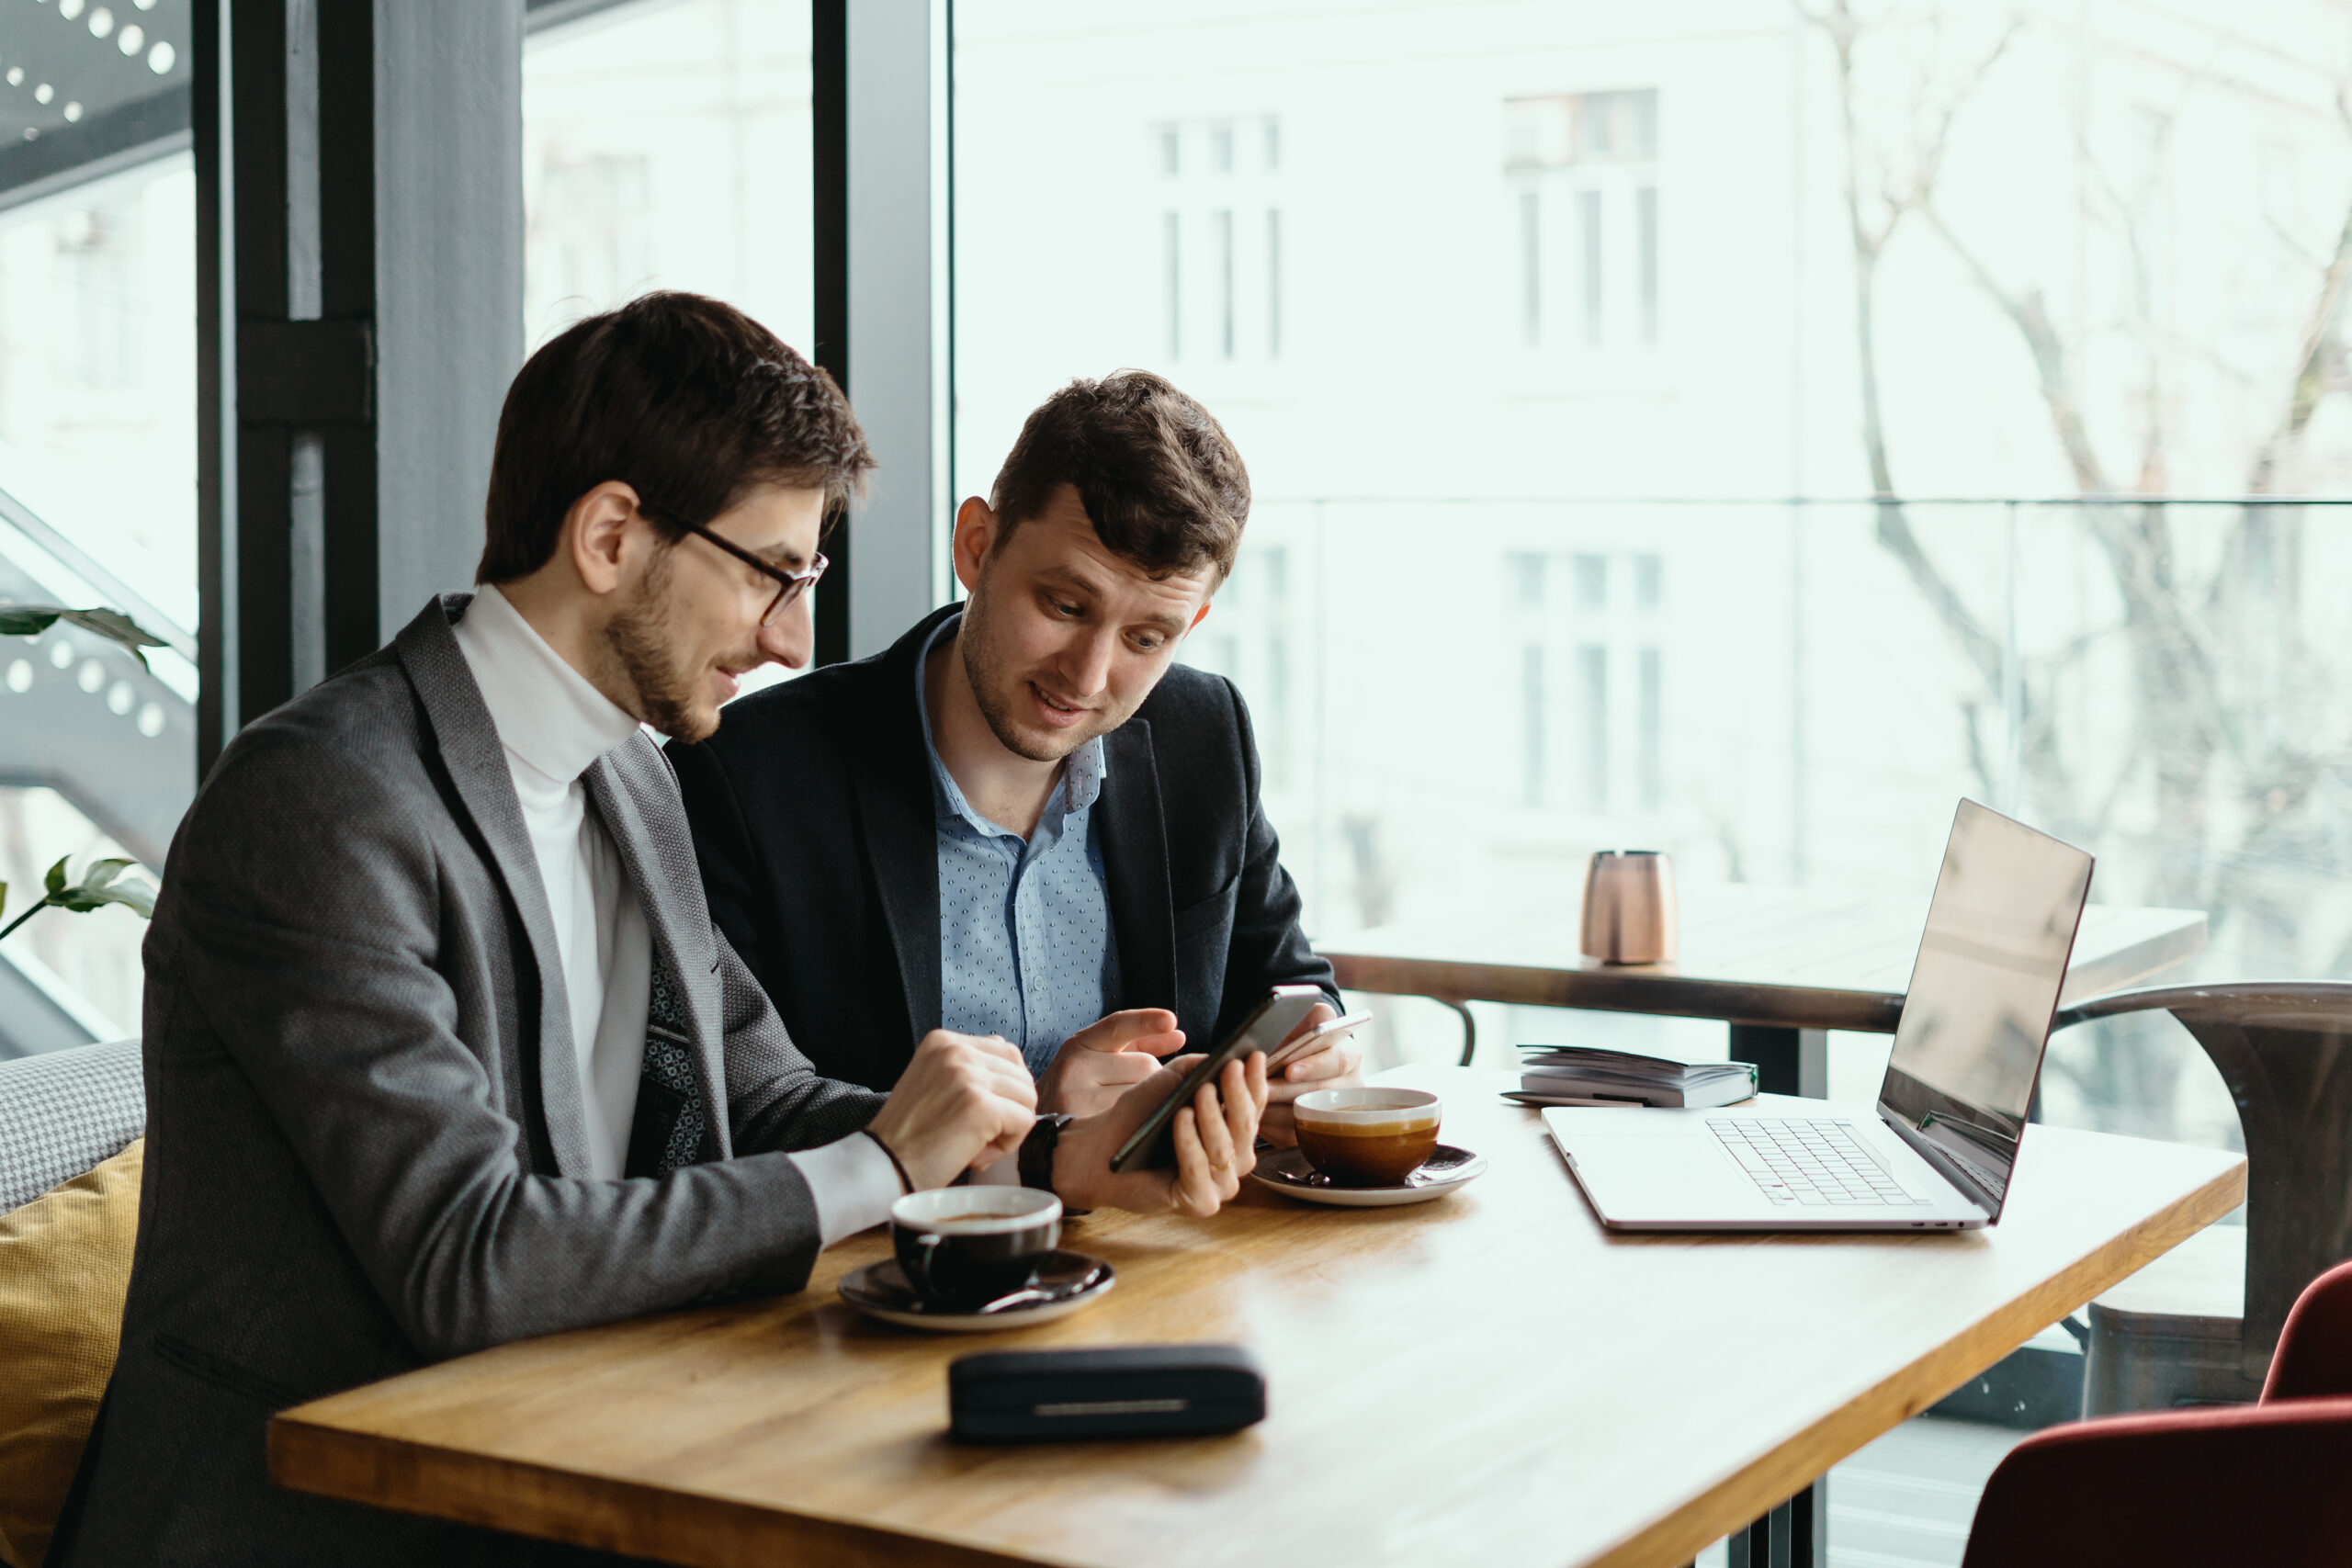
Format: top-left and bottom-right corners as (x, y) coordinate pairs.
(889, 1187), (1063, 1311)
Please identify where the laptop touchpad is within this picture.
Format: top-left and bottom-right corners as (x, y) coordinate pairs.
(1557, 1134), (1768, 1220)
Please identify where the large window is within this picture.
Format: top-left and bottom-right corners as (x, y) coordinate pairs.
(0, 57), (198, 1046)
(524, 0), (815, 358)
(951, 3), (2346, 1139)
(523, 0), (815, 694)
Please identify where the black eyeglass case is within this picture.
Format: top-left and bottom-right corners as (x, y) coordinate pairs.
(947, 1345), (1266, 1443)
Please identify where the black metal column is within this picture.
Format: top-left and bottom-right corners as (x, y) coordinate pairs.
(197, 0), (521, 773)
(1725, 1482), (1826, 1568)
(1729, 1023), (1828, 1099)
(1733, 1024), (1803, 1097)
(810, 0), (851, 670)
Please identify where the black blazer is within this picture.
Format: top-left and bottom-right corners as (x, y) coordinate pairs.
(667, 604), (1338, 1091)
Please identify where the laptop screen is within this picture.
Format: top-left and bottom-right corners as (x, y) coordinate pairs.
(1878, 800), (2094, 1213)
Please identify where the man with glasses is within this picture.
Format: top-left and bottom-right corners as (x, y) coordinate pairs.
(56, 296), (1266, 1568)
(670, 370), (1357, 1144)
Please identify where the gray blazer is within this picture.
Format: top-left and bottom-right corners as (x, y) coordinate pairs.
(55, 595), (887, 1568)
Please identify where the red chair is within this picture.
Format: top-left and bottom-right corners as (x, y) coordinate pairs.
(1961, 1258), (2352, 1566)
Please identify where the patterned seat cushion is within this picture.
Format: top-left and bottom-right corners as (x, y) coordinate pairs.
(0, 1041), (145, 1213)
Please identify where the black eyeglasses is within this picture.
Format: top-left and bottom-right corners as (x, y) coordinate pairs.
(642, 503), (828, 627)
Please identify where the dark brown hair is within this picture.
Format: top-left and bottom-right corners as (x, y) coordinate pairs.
(477, 291), (873, 583)
(988, 370), (1249, 581)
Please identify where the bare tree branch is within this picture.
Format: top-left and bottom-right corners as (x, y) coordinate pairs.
(1810, 0), (2017, 690)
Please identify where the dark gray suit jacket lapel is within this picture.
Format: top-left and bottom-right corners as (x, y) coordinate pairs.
(390, 594), (594, 1176)
(583, 747), (732, 1160)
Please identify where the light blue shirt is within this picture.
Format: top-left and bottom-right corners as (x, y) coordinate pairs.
(915, 612), (1120, 1076)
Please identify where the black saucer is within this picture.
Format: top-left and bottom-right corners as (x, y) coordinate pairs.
(837, 1248), (1114, 1332)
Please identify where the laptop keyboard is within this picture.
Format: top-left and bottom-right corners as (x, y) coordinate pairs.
(1707, 1118), (1924, 1207)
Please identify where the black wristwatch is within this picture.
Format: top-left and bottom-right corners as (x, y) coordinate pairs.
(1018, 1113), (1083, 1211)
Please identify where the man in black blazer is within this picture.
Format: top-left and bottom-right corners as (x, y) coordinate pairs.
(671, 371), (1356, 1134)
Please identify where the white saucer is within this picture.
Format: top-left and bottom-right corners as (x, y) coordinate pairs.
(837, 1249), (1114, 1333)
(1250, 1143), (1488, 1207)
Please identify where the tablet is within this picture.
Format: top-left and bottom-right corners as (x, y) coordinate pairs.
(1107, 986), (1326, 1173)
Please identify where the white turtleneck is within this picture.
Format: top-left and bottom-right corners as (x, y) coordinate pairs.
(452, 585), (899, 1239)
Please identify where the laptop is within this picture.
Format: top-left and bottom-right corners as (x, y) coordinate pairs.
(1544, 799), (2093, 1232)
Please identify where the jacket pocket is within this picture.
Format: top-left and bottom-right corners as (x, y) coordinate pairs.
(151, 1333), (302, 1408)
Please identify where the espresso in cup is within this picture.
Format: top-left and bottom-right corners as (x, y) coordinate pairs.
(1293, 1087), (1442, 1187)
(890, 1187), (1061, 1310)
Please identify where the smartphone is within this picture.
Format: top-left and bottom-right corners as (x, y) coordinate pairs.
(1263, 1010), (1371, 1073)
(1108, 986), (1325, 1174)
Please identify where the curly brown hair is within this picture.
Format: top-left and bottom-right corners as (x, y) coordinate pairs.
(988, 370), (1249, 582)
(477, 291), (873, 583)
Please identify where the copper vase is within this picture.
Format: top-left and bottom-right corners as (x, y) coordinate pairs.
(1580, 851), (1678, 965)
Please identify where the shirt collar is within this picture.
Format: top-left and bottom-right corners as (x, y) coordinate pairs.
(913, 608), (1106, 837)
(453, 583), (643, 786)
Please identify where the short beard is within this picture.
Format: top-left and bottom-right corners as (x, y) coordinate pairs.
(605, 548), (710, 743)
(958, 598), (1101, 764)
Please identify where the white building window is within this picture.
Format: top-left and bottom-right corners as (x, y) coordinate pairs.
(1154, 115), (1281, 364)
(1506, 88), (1659, 352)
(1509, 548), (1665, 817)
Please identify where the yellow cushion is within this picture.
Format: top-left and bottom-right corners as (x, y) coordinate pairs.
(0, 1138), (141, 1568)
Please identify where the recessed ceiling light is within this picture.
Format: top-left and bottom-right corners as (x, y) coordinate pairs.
(147, 39), (174, 73)
(4, 69), (19, 87)
(90, 7), (114, 39)
(134, 0), (155, 8)
(33, 83), (52, 105)
(60, 0), (83, 19)
(62, 101), (81, 121)
(118, 23), (141, 52)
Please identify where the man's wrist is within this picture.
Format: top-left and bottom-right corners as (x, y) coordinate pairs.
(865, 1129), (915, 1194)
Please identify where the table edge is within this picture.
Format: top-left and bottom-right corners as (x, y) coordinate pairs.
(266, 1416), (1068, 1568)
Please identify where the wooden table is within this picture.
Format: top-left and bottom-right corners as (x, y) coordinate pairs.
(1321, 886), (2209, 1088)
(270, 1066), (2245, 1568)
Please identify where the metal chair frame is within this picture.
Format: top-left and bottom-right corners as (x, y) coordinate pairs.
(2052, 982), (2352, 1381)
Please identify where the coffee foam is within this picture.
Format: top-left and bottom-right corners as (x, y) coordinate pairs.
(1295, 1110), (1441, 1138)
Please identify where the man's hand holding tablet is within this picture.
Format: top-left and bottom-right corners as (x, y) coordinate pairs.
(1053, 1051), (1272, 1216)
(1012, 988), (1336, 1213)
(1037, 1009), (1191, 1118)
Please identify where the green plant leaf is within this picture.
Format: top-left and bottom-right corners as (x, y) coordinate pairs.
(0, 604), (168, 671)
(47, 860), (156, 919)
(1, 858), (158, 942)
(99, 879), (154, 919)
(61, 609), (164, 670)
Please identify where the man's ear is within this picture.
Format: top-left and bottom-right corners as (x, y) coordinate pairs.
(951, 496), (999, 595)
(565, 481), (643, 597)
